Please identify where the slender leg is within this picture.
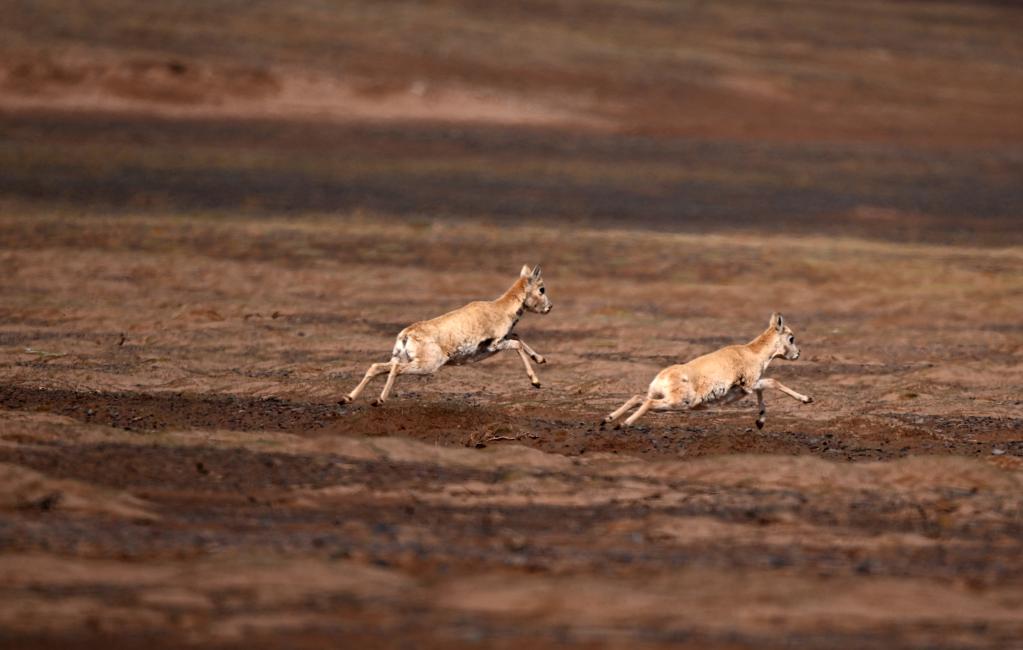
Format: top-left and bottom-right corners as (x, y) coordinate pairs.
(753, 378), (813, 404)
(603, 394), (644, 427)
(372, 360), (405, 406)
(720, 385), (751, 406)
(340, 361), (392, 404)
(755, 388), (766, 429)
(622, 397), (656, 428)
(506, 334), (546, 364)
(515, 347), (542, 387)
(490, 338), (543, 387)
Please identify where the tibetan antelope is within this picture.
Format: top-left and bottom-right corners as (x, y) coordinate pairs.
(602, 313), (812, 430)
(340, 265), (552, 406)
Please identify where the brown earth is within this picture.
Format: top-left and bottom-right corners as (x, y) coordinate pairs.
(3, 0), (1023, 144)
(1, 214), (1022, 649)
(2, 0), (1023, 648)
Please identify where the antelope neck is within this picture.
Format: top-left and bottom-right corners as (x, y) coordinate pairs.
(498, 277), (529, 317)
(747, 328), (780, 364)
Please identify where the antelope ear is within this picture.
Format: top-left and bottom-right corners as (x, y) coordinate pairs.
(520, 265), (531, 278)
(530, 265), (542, 282)
(770, 312), (785, 332)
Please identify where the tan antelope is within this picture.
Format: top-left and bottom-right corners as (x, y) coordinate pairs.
(340, 265), (552, 406)
(602, 313), (812, 430)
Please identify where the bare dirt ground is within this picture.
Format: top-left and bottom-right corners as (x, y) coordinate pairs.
(1, 214), (1022, 649)
(2, 0), (1023, 648)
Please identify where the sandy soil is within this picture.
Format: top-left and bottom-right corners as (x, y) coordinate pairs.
(1, 214), (1022, 649)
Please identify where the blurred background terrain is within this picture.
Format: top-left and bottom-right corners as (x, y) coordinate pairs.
(2, 0), (1022, 242)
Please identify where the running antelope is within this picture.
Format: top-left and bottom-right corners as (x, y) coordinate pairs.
(602, 313), (812, 430)
(340, 265), (552, 406)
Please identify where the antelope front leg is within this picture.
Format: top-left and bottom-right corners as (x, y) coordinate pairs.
(755, 388), (766, 429)
(753, 377), (813, 404)
(490, 339), (542, 388)
(340, 361), (392, 404)
(504, 333), (546, 364)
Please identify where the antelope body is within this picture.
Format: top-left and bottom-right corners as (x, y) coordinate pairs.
(340, 265), (552, 406)
(602, 313), (812, 429)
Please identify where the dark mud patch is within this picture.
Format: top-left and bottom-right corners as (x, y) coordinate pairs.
(3, 112), (1023, 246)
(0, 442), (497, 495)
(3, 385), (1021, 463)
(2, 438), (1022, 582)
(0, 385), (341, 435)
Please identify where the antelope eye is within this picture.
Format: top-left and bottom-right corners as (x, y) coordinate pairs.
(788, 335), (795, 344)
(539, 287), (545, 294)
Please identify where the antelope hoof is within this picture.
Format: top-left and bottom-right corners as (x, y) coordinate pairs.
(534, 355), (547, 364)
(371, 398), (384, 407)
(531, 380), (542, 389)
(338, 395), (353, 405)
(804, 396), (814, 404)
(756, 419), (765, 430)
(613, 422), (623, 430)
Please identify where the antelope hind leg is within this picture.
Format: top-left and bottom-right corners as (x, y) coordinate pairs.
(341, 361), (392, 404)
(621, 397), (657, 428)
(602, 394), (645, 427)
(372, 360), (407, 406)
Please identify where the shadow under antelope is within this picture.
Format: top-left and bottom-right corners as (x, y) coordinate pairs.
(602, 313), (813, 430)
(340, 265), (552, 406)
